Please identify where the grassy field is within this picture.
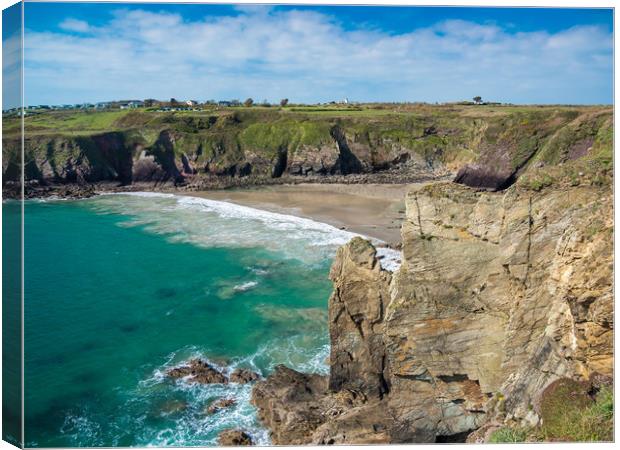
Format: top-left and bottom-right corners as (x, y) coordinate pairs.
(4, 103), (611, 137)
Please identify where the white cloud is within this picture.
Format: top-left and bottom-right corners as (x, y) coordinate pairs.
(23, 8), (613, 105)
(59, 18), (91, 33)
(3, 31), (21, 110)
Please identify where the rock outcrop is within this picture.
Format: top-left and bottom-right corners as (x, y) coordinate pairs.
(454, 109), (612, 190)
(229, 368), (260, 384)
(166, 359), (228, 384)
(252, 365), (330, 445)
(252, 181), (613, 443)
(218, 429), (253, 446)
(166, 359), (262, 387)
(206, 398), (236, 415)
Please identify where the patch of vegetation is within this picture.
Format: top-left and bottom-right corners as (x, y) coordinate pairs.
(518, 172), (555, 191)
(488, 427), (528, 443)
(536, 381), (613, 442)
(238, 119), (332, 157)
(21, 110), (133, 135)
(4, 104), (612, 187)
(535, 113), (606, 166)
(585, 218), (606, 240)
(488, 382), (613, 443)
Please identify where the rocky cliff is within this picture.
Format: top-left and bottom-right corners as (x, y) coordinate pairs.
(2, 106), (612, 196)
(251, 180), (613, 443)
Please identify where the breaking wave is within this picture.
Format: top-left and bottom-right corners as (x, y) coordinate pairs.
(88, 192), (401, 271)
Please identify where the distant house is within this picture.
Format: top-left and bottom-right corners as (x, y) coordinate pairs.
(218, 101), (232, 107)
(186, 100), (199, 106)
(95, 102), (109, 109)
(119, 100), (143, 109)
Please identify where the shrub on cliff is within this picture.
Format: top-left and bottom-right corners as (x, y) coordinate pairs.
(489, 379), (613, 443)
(536, 381), (613, 442)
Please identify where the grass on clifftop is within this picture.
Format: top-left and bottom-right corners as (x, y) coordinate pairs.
(5, 104), (612, 185)
(8, 104), (610, 137)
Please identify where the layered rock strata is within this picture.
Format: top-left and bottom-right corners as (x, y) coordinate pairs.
(251, 181), (613, 443)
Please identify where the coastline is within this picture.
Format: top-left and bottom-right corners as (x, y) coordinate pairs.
(9, 171), (450, 201)
(10, 178), (429, 245)
(189, 183), (415, 245)
(100, 187), (406, 271)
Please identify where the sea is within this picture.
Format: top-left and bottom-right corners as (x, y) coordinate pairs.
(3, 192), (398, 447)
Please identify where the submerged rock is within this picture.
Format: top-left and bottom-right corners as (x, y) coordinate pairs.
(166, 359), (228, 384)
(218, 429), (253, 446)
(253, 304), (327, 332)
(157, 399), (188, 416)
(206, 398), (236, 415)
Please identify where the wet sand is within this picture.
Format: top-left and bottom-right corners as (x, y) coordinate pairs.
(194, 183), (413, 245)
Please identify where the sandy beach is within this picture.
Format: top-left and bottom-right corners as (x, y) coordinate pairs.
(194, 183), (416, 245)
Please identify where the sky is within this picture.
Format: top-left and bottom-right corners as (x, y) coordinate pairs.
(3, 2), (614, 106)
(3, 2), (21, 110)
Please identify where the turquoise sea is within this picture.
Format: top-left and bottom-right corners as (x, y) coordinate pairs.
(6, 192), (365, 447)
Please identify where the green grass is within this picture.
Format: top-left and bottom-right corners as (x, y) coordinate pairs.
(519, 173), (555, 191)
(238, 119), (332, 156)
(20, 110), (132, 133)
(537, 380), (613, 442)
(489, 427), (528, 443)
(490, 381), (614, 443)
(4, 104), (612, 186)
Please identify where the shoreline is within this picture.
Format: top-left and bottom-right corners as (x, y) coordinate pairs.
(100, 187), (407, 271)
(8, 171), (451, 201)
(189, 183), (415, 245)
(10, 178), (436, 245)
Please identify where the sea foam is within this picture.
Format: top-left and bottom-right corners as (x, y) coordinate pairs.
(95, 192), (402, 271)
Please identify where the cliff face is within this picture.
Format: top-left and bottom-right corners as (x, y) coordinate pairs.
(390, 182), (612, 430)
(251, 181), (613, 443)
(3, 106), (612, 193)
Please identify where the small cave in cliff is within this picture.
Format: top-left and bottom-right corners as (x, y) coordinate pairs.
(271, 148), (288, 178)
(453, 165), (517, 191)
(435, 430), (471, 443)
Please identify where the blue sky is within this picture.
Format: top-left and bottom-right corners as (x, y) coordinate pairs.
(7, 2), (615, 105)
